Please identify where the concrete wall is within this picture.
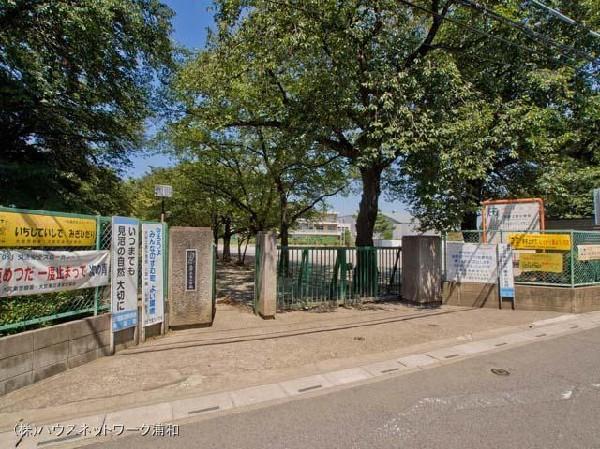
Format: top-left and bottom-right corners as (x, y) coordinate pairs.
(514, 284), (600, 313)
(443, 282), (500, 309)
(443, 282), (600, 312)
(0, 314), (110, 396)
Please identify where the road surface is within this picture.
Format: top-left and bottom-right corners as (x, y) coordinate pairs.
(87, 326), (600, 449)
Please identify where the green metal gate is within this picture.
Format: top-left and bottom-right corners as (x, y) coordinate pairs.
(276, 246), (402, 310)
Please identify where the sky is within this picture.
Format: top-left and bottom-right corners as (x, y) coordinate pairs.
(126, 0), (407, 216)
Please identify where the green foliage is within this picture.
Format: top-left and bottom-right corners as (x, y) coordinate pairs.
(0, 290), (94, 336)
(287, 235), (343, 246)
(167, 47), (350, 238)
(374, 213), (394, 240)
(129, 165), (215, 227)
(384, 1), (600, 230)
(192, 0), (599, 236)
(203, 0), (480, 244)
(0, 0), (174, 212)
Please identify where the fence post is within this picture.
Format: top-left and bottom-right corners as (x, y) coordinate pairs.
(570, 230), (575, 288)
(340, 249), (347, 302)
(93, 215), (101, 316)
(161, 222), (168, 335)
(256, 231), (277, 319)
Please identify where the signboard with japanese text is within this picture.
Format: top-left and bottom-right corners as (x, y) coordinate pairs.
(0, 211), (96, 247)
(497, 244), (515, 298)
(154, 185), (173, 198)
(0, 250), (109, 298)
(445, 242), (498, 284)
(111, 217), (139, 332)
(141, 223), (164, 326)
(508, 233), (571, 251)
(185, 250), (197, 291)
(482, 199), (543, 243)
(519, 253), (563, 273)
(578, 245), (600, 261)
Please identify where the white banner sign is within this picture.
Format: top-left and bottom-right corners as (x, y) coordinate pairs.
(446, 242), (498, 283)
(578, 244), (600, 262)
(498, 244), (515, 298)
(142, 223), (164, 326)
(111, 217), (139, 332)
(0, 250), (109, 298)
(484, 201), (541, 243)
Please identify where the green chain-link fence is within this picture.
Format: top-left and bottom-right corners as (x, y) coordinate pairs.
(444, 230), (600, 287)
(0, 208), (107, 335)
(0, 208), (167, 336)
(276, 246), (402, 310)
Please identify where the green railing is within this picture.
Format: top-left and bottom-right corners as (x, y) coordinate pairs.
(444, 229), (600, 288)
(277, 246), (402, 310)
(0, 207), (167, 335)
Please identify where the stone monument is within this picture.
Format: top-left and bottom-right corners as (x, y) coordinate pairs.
(168, 227), (215, 327)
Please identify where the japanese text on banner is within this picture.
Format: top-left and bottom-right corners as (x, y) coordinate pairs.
(0, 211), (96, 247)
(111, 217), (139, 332)
(0, 250), (109, 297)
(142, 223), (164, 326)
(445, 242), (498, 283)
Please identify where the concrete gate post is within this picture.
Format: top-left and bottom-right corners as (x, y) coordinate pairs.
(168, 227), (215, 328)
(401, 236), (442, 306)
(256, 231), (277, 319)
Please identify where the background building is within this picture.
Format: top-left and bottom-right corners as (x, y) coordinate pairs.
(290, 212), (352, 245)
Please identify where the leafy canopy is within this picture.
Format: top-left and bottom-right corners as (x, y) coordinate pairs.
(0, 0), (174, 213)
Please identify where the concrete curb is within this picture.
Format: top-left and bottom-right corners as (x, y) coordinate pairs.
(2, 312), (599, 448)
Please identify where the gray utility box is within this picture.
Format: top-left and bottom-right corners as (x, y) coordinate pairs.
(401, 236), (442, 306)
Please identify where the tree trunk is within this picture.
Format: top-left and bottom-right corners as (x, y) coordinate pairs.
(279, 193), (290, 276)
(237, 237), (244, 265)
(211, 213), (220, 258)
(241, 237), (249, 264)
(461, 179), (484, 230)
(354, 165), (383, 297)
(461, 211), (478, 231)
(222, 217), (233, 262)
(355, 166), (383, 247)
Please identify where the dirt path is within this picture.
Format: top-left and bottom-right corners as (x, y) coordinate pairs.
(215, 259), (255, 307)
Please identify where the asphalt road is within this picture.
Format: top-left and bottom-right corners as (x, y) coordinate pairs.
(88, 327), (600, 449)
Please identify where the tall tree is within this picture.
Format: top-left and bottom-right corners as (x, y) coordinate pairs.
(386, 1), (599, 230)
(167, 55), (349, 245)
(0, 0), (174, 211)
(192, 0), (598, 240)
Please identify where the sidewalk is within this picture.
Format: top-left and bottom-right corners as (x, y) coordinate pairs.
(0, 303), (564, 431)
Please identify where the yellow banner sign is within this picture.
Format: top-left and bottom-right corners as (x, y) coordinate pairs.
(0, 211), (96, 247)
(519, 253), (563, 273)
(508, 233), (571, 251)
(578, 245), (600, 261)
